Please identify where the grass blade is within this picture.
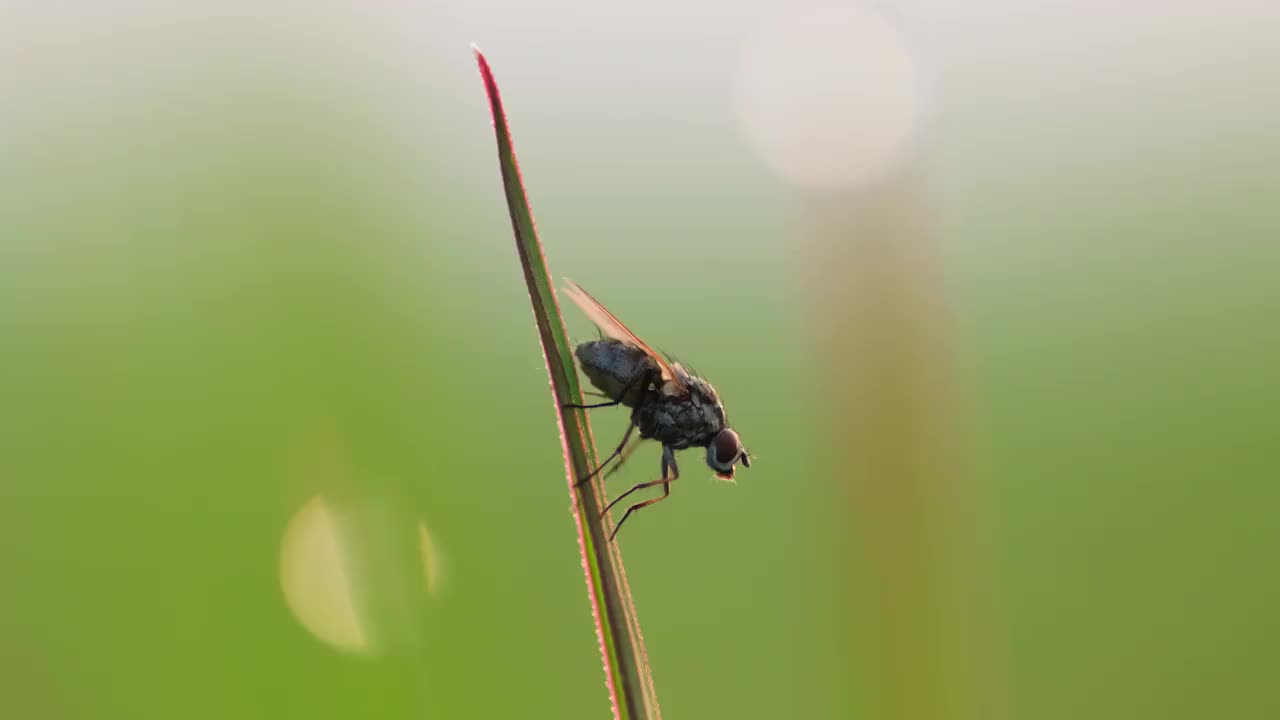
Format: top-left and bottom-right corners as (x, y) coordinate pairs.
(472, 46), (661, 720)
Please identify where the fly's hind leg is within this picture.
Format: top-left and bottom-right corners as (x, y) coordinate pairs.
(561, 370), (645, 411)
(562, 397), (626, 410)
(605, 445), (678, 541)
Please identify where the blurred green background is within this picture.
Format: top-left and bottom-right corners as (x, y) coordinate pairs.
(2, 2), (1276, 719)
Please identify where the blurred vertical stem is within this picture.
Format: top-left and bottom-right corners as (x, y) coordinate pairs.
(799, 165), (1010, 720)
(473, 47), (661, 720)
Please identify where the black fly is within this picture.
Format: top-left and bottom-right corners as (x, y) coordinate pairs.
(561, 280), (750, 540)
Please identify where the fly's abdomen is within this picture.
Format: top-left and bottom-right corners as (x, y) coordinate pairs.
(575, 339), (656, 407)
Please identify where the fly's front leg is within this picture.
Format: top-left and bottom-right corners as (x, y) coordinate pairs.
(601, 445), (672, 514)
(606, 445), (679, 541)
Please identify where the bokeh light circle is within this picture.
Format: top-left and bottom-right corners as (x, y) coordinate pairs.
(279, 495), (446, 656)
(735, 4), (923, 191)
(279, 496), (371, 655)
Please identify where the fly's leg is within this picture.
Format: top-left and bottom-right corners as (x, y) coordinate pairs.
(603, 433), (641, 480)
(578, 425), (640, 486)
(606, 445), (679, 541)
(561, 367), (655, 411)
(606, 481), (671, 541)
(563, 398), (626, 410)
(577, 430), (641, 489)
(560, 368), (640, 409)
(602, 445), (676, 513)
(575, 421), (636, 488)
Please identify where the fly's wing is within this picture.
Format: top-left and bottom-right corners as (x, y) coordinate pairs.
(562, 279), (689, 396)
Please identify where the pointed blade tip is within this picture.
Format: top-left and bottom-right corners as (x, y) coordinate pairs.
(472, 44), (492, 78)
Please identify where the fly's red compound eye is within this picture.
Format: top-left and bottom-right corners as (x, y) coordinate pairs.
(713, 429), (742, 467)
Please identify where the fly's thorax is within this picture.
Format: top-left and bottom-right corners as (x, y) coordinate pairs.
(688, 376), (727, 426)
(636, 386), (726, 449)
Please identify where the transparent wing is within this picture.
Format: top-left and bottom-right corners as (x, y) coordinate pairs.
(562, 279), (689, 395)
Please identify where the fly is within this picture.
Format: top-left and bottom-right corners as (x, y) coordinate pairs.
(561, 279), (751, 541)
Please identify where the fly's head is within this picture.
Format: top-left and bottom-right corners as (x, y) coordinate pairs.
(707, 428), (751, 481)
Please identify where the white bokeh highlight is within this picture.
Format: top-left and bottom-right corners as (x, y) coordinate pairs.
(279, 493), (446, 656)
(735, 3), (923, 191)
(279, 495), (371, 655)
